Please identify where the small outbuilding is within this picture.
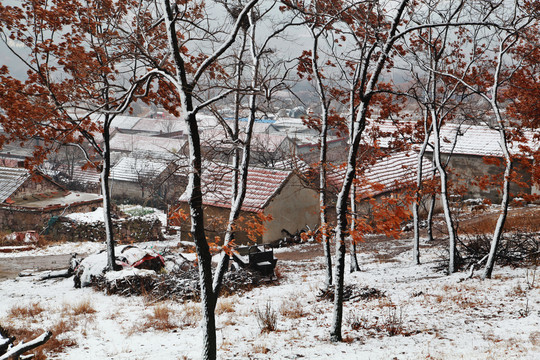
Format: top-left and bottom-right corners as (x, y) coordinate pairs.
(173, 164), (319, 244)
(0, 166), (102, 232)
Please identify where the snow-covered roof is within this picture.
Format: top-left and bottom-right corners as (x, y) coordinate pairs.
(0, 166), (30, 203)
(41, 163), (101, 184)
(362, 119), (417, 149)
(251, 134), (289, 152)
(131, 118), (185, 134)
(178, 164), (292, 213)
(13, 191), (102, 208)
(109, 133), (186, 154)
(328, 150), (434, 199)
(111, 156), (169, 183)
(90, 114), (142, 130)
(433, 123), (538, 157)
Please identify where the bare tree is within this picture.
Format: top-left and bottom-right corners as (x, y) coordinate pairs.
(431, 1), (538, 278)
(144, 1), (260, 358)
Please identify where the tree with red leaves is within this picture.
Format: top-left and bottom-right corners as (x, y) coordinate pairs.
(432, 1), (538, 279)
(0, 0), (157, 271)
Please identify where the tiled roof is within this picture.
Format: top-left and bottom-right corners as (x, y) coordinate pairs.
(131, 118), (185, 134)
(434, 124), (538, 157)
(41, 163), (101, 184)
(109, 133), (186, 153)
(0, 166), (31, 203)
(89, 114), (142, 130)
(328, 150), (434, 199)
(179, 164), (292, 213)
(111, 156), (169, 183)
(0, 158), (22, 167)
(362, 119), (417, 149)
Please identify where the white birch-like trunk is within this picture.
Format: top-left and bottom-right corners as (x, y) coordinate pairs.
(482, 58), (513, 278)
(213, 18), (260, 296)
(426, 191), (436, 242)
(349, 182), (361, 273)
(431, 109), (458, 273)
(330, 0), (410, 341)
(412, 130), (430, 265)
(482, 126), (511, 279)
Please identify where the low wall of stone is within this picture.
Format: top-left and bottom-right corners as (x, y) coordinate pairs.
(48, 215), (163, 243)
(0, 200), (102, 232)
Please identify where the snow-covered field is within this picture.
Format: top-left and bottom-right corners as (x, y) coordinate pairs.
(1, 238), (539, 359)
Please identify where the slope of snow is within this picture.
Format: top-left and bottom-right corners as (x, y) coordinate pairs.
(1, 238), (539, 359)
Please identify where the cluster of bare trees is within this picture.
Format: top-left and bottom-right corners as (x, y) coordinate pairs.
(0, 0), (538, 358)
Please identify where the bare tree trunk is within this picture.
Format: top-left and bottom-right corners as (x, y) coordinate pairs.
(427, 192), (436, 242)
(330, 122), (363, 342)
(320, 121), (332, 286)
(331, 102), (368, 343)
(431, 109), (458, 273)
(306, 24), (333, 288)
(349, 181), (360, 273)
(212, 31), (248, 297)
(186, 112), (217, 360)
(101, 126), (117, 271)
(330, 0), (410, 341)
(483, 111), (512, 278)
(482, 151), (510, 279)
(412, 125), (432, 264)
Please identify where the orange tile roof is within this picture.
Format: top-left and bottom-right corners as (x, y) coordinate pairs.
(179, 164), (292, 213)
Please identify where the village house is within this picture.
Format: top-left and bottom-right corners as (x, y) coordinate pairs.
(108, 132), (186, 156)
(326, 150), (436, 219)
(0, 166), (102, 232)
(173, 164), (319, 244)
(425, 124), (538, 202)
(40, 161), (101, 193)
(110, 152), (187, 206)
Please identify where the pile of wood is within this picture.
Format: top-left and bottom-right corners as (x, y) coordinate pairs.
(91, 266), (267, 301)
(317, 285), (386, 302)
(461, 232), (540, 267)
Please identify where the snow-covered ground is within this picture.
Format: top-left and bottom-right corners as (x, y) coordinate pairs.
(1, 238), (539, 359)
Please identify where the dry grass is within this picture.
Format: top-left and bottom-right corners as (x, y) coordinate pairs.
(180, 302), (201, 326)
(63, 299), (97, 316)
(145, 303), (177, 331)
(219, 339), (233, 350)
(36, 234), (65, 247)
(529, 331), (540, 346)
(8, 302), (45, 320)
(348, 306), (414, 337)
(252, 343), (271, 354)
(459, 207), (540, 234)
(280, 298), (305, 319)
(216, 299), (235, 315)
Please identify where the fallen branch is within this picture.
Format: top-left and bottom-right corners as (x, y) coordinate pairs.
(0, 337), (15, 355)
(467, 254), (489, 279)
(39, 269), (73, 281)
(0, 331), (52, 360)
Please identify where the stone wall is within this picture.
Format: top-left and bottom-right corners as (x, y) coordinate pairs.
(11, 175), (65, 202)
(48, 215), (163, 243)
(437, 154), (532, 202)
(0, 200), (102, 232)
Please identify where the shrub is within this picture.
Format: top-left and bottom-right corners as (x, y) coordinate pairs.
(256, 302), (277, 333)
